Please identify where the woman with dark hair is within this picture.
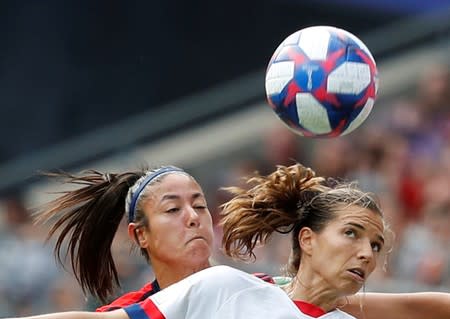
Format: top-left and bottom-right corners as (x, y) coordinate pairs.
(36, 166), (214, 305)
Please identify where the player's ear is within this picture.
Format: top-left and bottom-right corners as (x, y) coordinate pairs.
(298, 227), (314, 256)
(128, 223), (148, 248)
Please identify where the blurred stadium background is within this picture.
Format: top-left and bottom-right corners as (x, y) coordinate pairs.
(0, 0), (449, 315)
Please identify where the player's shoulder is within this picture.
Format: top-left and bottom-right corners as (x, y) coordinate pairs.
(192, 265), (253, 282)
(187, 265), (268, 292)
(150, 265), (266, 308)
(96, 282), (156, 312)
(194, 268), (294, 290)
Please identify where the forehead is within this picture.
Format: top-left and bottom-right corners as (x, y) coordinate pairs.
(331, 205), (384, 234)
(148, 172), (202, 195)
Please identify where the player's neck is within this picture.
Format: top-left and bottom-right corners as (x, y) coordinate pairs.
(152, 260), (211, 289)
(288, 268), (340, 313)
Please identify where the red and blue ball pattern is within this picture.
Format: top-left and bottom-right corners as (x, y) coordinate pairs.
(265, 26), (378, 137)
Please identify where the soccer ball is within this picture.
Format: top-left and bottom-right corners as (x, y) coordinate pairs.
(265, 26), (378, 137)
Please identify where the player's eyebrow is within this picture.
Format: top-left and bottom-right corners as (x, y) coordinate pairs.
(346, 222), (385, 244)
(160, 192), (205, 203)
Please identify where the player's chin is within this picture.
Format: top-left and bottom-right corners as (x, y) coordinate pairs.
(186, 241), (212, 258)
(335, 277), (364, 296)
(340, 281), (364, 296)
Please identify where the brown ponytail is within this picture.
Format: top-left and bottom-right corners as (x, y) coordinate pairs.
(35, 169), (144, 303)
(220, 163), (325, 260)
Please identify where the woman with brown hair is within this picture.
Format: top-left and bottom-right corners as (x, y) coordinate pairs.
(220, 163), (450, 319)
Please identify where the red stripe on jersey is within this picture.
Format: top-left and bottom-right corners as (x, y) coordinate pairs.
(252, 272), (275, 284)
(293, 300), (326, 318)
(96, 281), (159, 312)
(140, 299), (166, 319)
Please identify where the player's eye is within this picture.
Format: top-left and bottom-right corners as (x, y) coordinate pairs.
(344, 229), (356, 238)
(371, 242), (383, 253)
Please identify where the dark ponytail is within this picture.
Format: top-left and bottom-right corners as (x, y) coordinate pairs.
(35, 170), (144, 303)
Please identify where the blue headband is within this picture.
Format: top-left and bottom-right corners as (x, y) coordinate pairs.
(128, 166), (185, 222)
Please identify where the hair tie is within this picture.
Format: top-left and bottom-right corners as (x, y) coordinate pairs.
(128, 166), (184, 222)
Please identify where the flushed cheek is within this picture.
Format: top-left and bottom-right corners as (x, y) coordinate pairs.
(204, 229), (214, 243)
(158, 230), (187, 249)
(367, 261), (377, 275)
(154, 237), (180, 252)
(199, 218), (214, 239)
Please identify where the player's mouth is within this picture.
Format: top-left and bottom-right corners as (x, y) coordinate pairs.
(186, 236), (207, 244)
(347, 268), (366, 282)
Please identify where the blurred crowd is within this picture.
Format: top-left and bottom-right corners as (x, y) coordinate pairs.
(0, 62), (449, 316)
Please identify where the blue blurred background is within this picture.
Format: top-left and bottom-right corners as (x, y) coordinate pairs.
(0, 0), (449, 316)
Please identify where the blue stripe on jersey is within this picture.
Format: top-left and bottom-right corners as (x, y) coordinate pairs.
(124, 304), (149, 319)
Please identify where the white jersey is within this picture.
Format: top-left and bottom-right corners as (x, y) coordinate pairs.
(124, 265), (356, 319)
